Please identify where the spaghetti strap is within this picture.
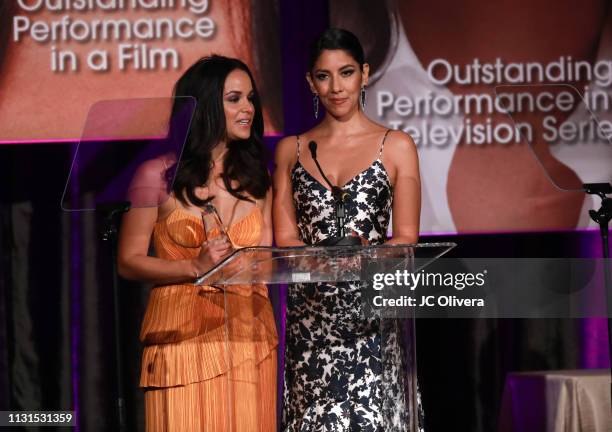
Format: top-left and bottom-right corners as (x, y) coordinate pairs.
(296, 135), (301, 160)
(379, 129), (392, 158)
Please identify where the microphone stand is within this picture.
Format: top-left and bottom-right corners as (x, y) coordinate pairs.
(97, 201), (131, 432)
(308, 141), (360, 246)
(584, 183), (612, 408)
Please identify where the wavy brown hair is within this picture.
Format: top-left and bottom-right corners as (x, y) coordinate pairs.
(166, 56), (271, 207)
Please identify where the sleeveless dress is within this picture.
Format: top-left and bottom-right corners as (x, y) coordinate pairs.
(140, 203), (278, 431)
(283, 131), (425, 431)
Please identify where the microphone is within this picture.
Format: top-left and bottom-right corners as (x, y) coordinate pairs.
(307, 140), (360, 245)
(308, 140), (317, 159)
(332, 187), (350, 203)
(308, 141), (349, 203)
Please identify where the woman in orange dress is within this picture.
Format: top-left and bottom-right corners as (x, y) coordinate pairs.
(118, 55), (278, 431)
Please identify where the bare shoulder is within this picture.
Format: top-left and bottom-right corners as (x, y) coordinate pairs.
(380, 130), (419, 180)
(274, 135), (299, 166)
(131, 157), (169, 187)
(383, 129), (417, 157)
(127, 157), (171, 209)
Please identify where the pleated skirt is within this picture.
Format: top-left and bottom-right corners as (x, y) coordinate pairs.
(144, 351), (277, 432)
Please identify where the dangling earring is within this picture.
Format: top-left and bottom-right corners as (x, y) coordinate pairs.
(312, 93), (319, 118)
(360, 86), (367, 111)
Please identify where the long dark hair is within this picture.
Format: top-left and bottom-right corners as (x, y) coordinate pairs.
(309, 28), (366, 71)
(166, 55), (270, 206)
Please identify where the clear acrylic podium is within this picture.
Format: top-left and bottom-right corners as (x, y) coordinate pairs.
(195, 242), (455, 431)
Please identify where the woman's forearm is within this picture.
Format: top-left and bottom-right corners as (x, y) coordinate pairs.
(118, 254), (198, 285)
(275, 236), (306, 247)
(385, 235), (419, 245)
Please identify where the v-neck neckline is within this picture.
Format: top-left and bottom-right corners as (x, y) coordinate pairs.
(292, 159), (390, 193)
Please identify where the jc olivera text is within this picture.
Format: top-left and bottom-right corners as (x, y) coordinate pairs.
(372, 295), (485, 308)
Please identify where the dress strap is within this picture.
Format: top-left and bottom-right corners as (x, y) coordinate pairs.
(296, 135), (301, 160)
(379, 129), (392, 158)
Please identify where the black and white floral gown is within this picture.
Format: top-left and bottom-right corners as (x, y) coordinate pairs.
(283, 131), (425, 432)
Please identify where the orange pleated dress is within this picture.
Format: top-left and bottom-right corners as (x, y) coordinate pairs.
(140, 205), (278, 432)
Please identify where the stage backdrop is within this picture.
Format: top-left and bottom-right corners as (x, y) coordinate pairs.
(331, 0), (612, 233)
(0, 0), (283, 141)
(3, 1), (612, 234)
